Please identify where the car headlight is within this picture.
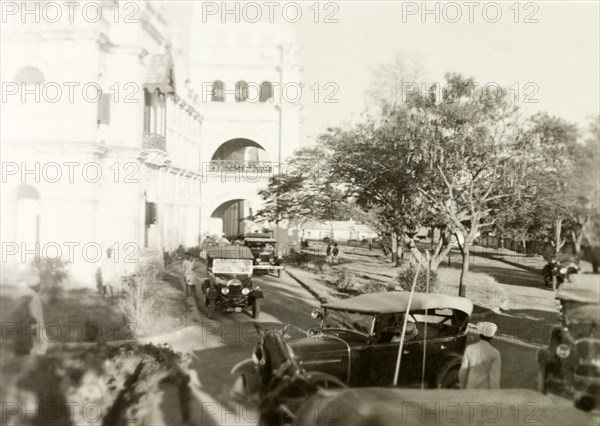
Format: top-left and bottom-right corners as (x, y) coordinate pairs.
(242, 287), (250, 295)
(256, 259), (261, 264)
(221, 287), (230, 295)
(556, 344), (570, 358)
(560, 267), (567, 274)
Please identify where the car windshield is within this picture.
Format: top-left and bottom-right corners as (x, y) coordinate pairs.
(213, 259), (253, 274)
(322, 309), (373, 336)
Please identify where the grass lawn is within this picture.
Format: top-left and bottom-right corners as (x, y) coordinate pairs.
(287, 242), (508, 312)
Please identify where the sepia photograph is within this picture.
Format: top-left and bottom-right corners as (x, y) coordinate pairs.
(0, 1), (599, 425)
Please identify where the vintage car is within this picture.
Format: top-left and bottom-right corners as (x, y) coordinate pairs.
(542, 253), (580, 289)
(202, 245), (263, 319)
(231, 291), (474, 402)
(243, 233), (284, 278)
(537, 274), (600, 411)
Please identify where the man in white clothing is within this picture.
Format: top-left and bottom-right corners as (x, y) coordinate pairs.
(459, 322), (501, 389)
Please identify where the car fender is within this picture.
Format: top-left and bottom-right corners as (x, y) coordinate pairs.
(537, 347), (555, 365)
(435, 354), (463, 385)
(207, 287), (218, 300)
(252, 288), (264, 299)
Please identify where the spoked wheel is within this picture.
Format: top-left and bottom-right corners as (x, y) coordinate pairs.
(308, 372), (347, 389)
(438, 367), (460, 389)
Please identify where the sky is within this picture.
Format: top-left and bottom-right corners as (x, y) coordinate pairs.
(165, 1), (600, 144)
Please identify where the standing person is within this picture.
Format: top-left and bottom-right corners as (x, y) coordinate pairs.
(326, 243), (332, 263)
(459, 322), (501, 389)
(332, 244), (340, 264)
(182, 253), (196, 298)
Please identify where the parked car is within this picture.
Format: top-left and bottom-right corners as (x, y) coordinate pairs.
(537, 274), (600, 411)
(243, 233), (284, 278)
(542, 253), (580, 288)
(231, 291), (473, 401)
(202, 245), (263, 319)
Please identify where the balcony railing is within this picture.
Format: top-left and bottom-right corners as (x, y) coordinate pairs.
(206, 161), (275, 174)
(143, 133), (166, 151)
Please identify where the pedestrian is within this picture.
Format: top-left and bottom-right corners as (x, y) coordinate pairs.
(332, 244), (340, 264)
(326, 244), (332, 263)
(459, 322), (501, 389)
(182, 252), (197, 298)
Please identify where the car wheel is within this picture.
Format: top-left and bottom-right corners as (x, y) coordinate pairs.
(253, 300), (261, 319)
(232, 374), (248, 399)
(208, 299), (216, 319)
(309, 372), (347, 389)
(438, 367), (460, 389)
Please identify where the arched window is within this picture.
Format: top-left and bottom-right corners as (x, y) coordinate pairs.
(259, 81), (273, 102)
(212, 80), (225, 102)
(235, 80), (249, 102)
(14, 66), (45, 85)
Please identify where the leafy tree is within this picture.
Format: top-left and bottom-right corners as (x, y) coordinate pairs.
(254, 146), (347, 240)
(322, 110), (431, 265)
(401, 73), (531, 296)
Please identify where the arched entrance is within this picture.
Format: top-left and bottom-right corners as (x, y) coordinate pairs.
(211, 138), (270, 163)
(210, 198), (254, 240)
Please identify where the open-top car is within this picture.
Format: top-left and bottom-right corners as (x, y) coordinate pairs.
(202, 245), (263, 319)
(537, 274), (600, 411)
(243, 233), (284, 278)
(232, 291), (473, 401)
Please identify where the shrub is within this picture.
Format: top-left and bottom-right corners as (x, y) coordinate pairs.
(395, 265), (438, 293)
(31, 260), (69, 302)
(334, 269), (355, 290)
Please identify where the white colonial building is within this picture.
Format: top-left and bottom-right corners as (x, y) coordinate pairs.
(1, 2), (203, 286)
(188, 14), (301, 242)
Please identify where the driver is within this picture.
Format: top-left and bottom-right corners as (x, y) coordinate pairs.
(391, 322), (419, 343)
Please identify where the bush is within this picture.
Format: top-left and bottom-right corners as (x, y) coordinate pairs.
(334, 269), (355, 290)
(323, 237), (331, 244)
(395, 265), (438, 293)
(284, 248), (327, 271)
(31, 260), (69, 302)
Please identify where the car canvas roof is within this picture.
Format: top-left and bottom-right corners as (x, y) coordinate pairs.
(206, 245), (254, 260)
(322, 292), (474, 315)
(244, 237), (278, 243)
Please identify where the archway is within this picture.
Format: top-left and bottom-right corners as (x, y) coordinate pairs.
(211, 138), (270, 163)
(209, 198), (255, 240)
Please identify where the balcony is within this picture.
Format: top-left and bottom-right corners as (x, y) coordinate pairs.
(206, 161), (275, 174)
(143, 133), (166, 151)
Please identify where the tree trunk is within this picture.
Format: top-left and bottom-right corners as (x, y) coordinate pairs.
(554, 218), (563, 256)
(391, 231), (398, 264)
(458, 245), (469, 297)
(397, 237), (404, 266)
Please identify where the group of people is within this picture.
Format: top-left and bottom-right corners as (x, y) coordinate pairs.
(325, 243), (340, 264)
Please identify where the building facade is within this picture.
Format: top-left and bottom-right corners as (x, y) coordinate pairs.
(188, 15), (301, 242)
(1, 2), (203, 285)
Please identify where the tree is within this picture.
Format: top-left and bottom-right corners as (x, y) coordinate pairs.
(254, 146), (347, 241)
(402, 73), (530, 296)
(365, 49), (428, 113)
(322, 110), (431, 265)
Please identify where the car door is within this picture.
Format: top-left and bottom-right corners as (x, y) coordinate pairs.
(361, 314), (422, 386)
